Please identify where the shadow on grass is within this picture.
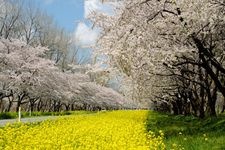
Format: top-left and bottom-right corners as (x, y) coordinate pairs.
(146, 111), (225, 149)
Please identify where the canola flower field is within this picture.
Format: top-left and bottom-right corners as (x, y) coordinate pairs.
(0, 110), (165, 150)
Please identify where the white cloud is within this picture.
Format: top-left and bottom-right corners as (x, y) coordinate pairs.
(43, 0), (55, 5)
(75, 22), (99, 47)
(84, 0), (114, 18)
(74, 0), (116, 47)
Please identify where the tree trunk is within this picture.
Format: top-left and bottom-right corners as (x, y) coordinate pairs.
(172, 101), (179, 115)
(193, 37), (225, 98)
(6, 97), (13, 112)
(16, 93), (27, 112)
(65, 104), (70, 111)
(37, 99), (43, 111)
(221, 99), (225, 113)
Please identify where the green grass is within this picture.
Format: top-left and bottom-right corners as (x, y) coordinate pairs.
(146, 111), (225, 150)
(0, 111), (94, 120)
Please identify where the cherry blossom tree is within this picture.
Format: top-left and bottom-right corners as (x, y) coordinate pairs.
(90, 0), (225, 117)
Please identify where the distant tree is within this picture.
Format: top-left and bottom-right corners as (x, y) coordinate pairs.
(0, 0), (72, 69)
(0, 0), (23, 39)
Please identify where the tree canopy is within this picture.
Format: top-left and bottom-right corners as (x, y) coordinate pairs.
(91, 0), (225, 117)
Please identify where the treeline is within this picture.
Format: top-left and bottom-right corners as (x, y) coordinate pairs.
(0, 0), (133, 112)
(0, 0), (73, 69)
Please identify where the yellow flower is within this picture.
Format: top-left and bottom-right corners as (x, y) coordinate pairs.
(0, 110), (167, 150)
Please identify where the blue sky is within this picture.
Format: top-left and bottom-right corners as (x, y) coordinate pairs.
(35, 0), (84, 32)
(31, 0), (115, 47)
(31, 0), (115, 63)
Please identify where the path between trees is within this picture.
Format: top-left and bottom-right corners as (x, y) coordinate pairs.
(0, 116), (60, 126)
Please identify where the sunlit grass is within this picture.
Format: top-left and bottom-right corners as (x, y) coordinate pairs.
(146, 111), (225, 150)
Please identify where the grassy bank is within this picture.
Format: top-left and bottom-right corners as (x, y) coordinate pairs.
(146, 111), (225, 150)
(0, 111), (93, 120)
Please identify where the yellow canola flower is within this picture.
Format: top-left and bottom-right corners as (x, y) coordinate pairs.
(0, 110), (165, 150)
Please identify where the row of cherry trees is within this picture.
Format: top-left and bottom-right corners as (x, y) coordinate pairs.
(0, 38), (133, 112)
(91, 0), (225, 117)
